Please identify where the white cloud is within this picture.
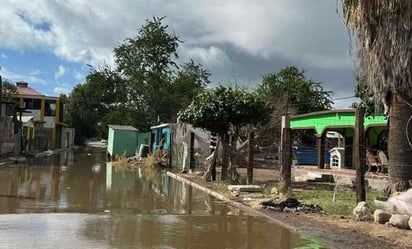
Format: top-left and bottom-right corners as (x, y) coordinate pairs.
(1, 53), (7, 59)
(192, 0), (352, 70)
(54, 65), (66, 79)
(333, 97), (358, 109)
(180, 46), (232, 68)
(54, 86), (70, 95)
(301, 53), (353, 70)
(0, 0), (355, 96)
(0, 1), (352, 69)
(1, 67), (46, 85)
(73, 70), (86, 82)
(0, 3), (54, 50)
(27, 69), (42, 75)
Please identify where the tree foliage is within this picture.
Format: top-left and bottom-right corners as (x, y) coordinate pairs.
(179, 86), (271, 181)
(1, 78), (18, 103)
(179, 86), (271, 137)
(65, 17), (210, 144)
(166, 60), (211, 121)
(341, 0), (412, 190)
(114, 16), (182, 125)
(65, 65), (129, 144)
(255, 66), (333, 147)
(341, 1), (412, 105)
(257, 66), (333, 115)
(351, 74), (382, 116)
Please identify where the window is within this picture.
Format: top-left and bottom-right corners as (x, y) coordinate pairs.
(23, 99), (41, 110)
(45, 100), (56, 116)
(331, 155), (339, 167)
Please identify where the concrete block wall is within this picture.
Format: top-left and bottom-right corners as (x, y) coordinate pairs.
(0, 117), (14, 155)
(292, 167), (389, 191)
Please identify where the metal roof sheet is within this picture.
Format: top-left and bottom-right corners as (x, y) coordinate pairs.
(16, 87), (43, 96)
(108, 125), (138, 131)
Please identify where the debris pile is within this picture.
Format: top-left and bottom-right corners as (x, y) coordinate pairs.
(372, 188), (412, 229)
(261, 197), (324, 214)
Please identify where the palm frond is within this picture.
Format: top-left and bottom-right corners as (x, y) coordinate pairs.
(341, 0), (412, 105)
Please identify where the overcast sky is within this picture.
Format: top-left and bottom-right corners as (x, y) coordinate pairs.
(0, 0), (359, 108)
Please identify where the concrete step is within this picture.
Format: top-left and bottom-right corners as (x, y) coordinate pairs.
(294, 173), (334, 183)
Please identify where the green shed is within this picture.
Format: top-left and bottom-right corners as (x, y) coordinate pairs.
(107, 125), (138, 158)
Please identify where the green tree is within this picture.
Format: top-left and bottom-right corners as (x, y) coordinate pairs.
(351, 74), (382, 116)
(167, 60), (211, 121)
(114, 16), (181, 126)
(0, 77), (18, 118)
(257, 66), (333, 115)
(1, 78), (18, 103)
(179, 86), (271, 181)
(65, 65), (129, 144)
(255, 66), (333, 147)
(341, 1), (412, 191)
(66, 17), (210, 144)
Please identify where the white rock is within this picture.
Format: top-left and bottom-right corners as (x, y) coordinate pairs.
(382, 189), (412, 215)
(353, 201), (372, 221)
(388, 214), (411, 230)
(409, 216), (412, 230)
(374, 209), (391, 224)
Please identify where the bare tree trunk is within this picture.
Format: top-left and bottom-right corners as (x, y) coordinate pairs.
(388, 93), (412, 192)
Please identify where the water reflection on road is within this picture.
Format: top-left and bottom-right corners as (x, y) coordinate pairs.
(0, 150), (322, 249)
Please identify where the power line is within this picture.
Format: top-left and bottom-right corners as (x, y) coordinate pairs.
(333, 95), (357, 101)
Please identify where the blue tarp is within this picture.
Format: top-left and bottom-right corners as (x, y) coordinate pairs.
(293, 147), (330, 165)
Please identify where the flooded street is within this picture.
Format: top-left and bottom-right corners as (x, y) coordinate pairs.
(0, 150), (323, 249)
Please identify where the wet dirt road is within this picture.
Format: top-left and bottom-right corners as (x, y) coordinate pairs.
(0, 150), (325, 249)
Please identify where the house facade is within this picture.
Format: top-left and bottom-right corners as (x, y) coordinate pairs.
(150, 122), (211, 170)
(14, 81), (73, 151)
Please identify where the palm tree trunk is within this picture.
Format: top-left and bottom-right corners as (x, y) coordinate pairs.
(388, 93), (412, 191)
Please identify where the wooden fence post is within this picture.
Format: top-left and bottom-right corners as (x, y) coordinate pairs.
(189, 132), (195, 170)
(281, 127), (292, 189)
(247, 131), (254, 184)
(280, 116), (292, 190)
(317, 133), (325, 169)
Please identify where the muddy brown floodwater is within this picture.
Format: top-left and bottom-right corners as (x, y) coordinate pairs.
(0, 150), (328, 249)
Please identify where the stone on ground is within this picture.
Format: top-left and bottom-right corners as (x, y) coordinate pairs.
(373, 209), (391, 224)
(353, 201), (372, 221)
(388, 214), (411, 230)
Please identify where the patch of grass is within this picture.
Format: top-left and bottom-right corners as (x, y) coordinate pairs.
(238, 175), (247, 185)
(145, 154), (156, 168)
(112, 153), (128, 171)
(277, 180), (292, 196)
(292, 184), (382, 216)
(262, 187), (272, 195)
